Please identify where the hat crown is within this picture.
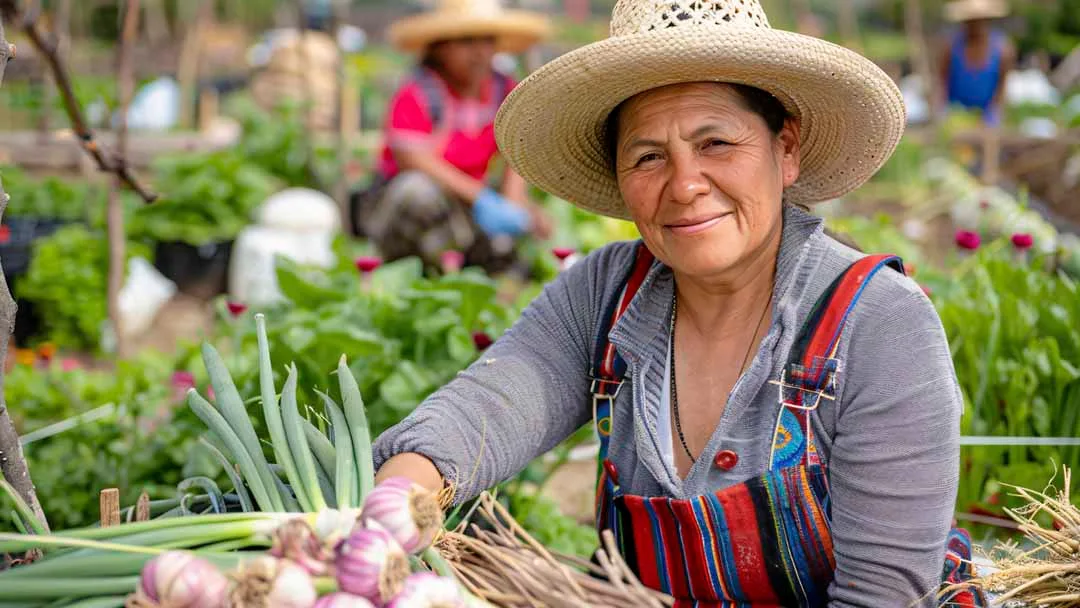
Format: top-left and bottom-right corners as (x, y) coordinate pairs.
(432, 0), (505, 17)
(610, 0), (770, 37)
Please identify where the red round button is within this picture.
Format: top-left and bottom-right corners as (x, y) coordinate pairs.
(714, 450), (739, 471)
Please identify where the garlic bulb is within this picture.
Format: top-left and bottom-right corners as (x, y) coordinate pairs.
(229, 556), (317, 608)
(386, 572), (466, 608)
(127, 550), (228, 608)
(335, 525), (409, 605)
(271, 518), (336, 576)
(360, 477), (443, 555)
(313, 592), (376, 608)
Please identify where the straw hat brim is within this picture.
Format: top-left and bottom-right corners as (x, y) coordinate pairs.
(494, 25), (906, 220)
(388, 11), (552, 54)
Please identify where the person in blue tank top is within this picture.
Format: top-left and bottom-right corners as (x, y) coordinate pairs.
(935, 0), (1016, 126)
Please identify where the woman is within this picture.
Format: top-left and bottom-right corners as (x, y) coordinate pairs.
(374, 0), (982, 605)
(936, 0), (1016, 126)
(352, 0), (553, 275)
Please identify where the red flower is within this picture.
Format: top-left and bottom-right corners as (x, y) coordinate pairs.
(472, 331), (493, 351)
(60, 358), (81, 372)
(37, 343), (56, 362)
(978, 199), (990, 210)
(226, 301), (248, 318)
(552, 247), (575, 261)
(0, 225), (10, 244)
(354, 256), (383, 274)
(920, 284), (933, 297)
(171, 371), (196, 391)
(440, 250), (465, 273)
(902, 262), (916, 277)
(954, 230), (981, 251)
(1010, 233), (1034, 251)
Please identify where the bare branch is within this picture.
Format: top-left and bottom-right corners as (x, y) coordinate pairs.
(0, 0), (158, 203)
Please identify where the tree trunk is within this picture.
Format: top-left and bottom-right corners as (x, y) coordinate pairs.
(0, 7), (51, 534)
(108, 0), (140, 358)
(39, 0), (71, 139)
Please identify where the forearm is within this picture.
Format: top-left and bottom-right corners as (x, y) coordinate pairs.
(375, 453), (443, 494)
(501, 167), (529, 202)
(394, 148), (486, 203)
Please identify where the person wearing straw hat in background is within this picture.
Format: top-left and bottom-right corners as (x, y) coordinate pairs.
(374, 0), (986, 605)
(935, 0), (1016, 126)
(351, 0), (554, 276)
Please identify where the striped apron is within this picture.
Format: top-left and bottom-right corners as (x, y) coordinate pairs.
(590, 243), (986, 607)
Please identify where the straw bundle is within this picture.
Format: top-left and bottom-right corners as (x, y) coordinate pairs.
(942, 467), (1080, 606)
(434, 493), (674, 608)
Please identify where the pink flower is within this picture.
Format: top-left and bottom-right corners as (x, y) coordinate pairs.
(978, 199), (990, 210)
(226, 301), (248, 318)
(354, 256), (383, 274)
(552, 247), (575, 261)
(955, 230), (981, 251)
(440, 250), (465, 273)
(921, 284), (933, 297)
(472, 332), (493, 351)
(170, 371), (196, 402)
(60, 358), (81, 372)
(902, 262), (916, 277)
(1011, 233), (1034, 251)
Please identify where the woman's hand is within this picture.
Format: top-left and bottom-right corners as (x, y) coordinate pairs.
(375, 452), (444, 495)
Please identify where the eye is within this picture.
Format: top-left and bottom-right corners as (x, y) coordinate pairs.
(634, 152), (662, 167)
(704, 138), (729, 149)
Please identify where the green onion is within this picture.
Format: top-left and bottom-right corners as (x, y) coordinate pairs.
(281, 364), (327, 511)
(302, 418), (338, 483)
(256, 313), (314, 512)
(0, 479), (47, 535)
(0, 578), (139, 601)
(318, 390), (357, 509)
(338, 355), (375, 500)
(187, 389), (277, 511)
(201, 342), (286, 512)
(198, 437), (255, 512)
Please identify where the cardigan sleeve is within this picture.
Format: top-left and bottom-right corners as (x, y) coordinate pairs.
(826, 286), (962, 607)
(371, 242), (639, 504)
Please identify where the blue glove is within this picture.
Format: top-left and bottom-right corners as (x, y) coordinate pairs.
(472, 189), (531, 238)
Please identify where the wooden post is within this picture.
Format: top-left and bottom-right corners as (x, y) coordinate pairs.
(905, 0), (937, 127)
(107, 0), (140, 358)
(135, 490), (151, 522)
(332, 0), (352, 225)
(197, 86), (219, 133)
(99, 488), (121, 527)
(0, 3), (51, 536)
(981, 126), (1000, 186)
(177, 0), (213, 131)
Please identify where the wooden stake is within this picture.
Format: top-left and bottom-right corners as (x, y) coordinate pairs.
(135, 491), (151, 522)
(905, 0), (937, 128)
(108, 0), (140, 358)
(176, 0), (212, 131)
(0, 3), (51, 537)
(197, 86), (219, 133)
(99, 488), (121, 527)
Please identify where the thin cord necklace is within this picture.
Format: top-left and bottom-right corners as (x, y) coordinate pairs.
(669, 288), (771, 461)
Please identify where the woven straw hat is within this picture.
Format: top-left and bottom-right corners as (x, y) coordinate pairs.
(387, 0), (551, 54)
(943, 0), (1009, 22)
(494, 0), (906, 219)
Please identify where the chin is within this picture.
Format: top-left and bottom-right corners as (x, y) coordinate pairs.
(666, 241), (744, 277)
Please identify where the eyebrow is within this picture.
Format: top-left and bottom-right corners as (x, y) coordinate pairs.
(622, 122), (728, 153)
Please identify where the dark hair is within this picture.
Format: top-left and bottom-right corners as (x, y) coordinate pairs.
(602, 83), (791, 171)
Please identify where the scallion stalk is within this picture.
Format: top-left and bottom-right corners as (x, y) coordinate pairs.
(281, 364), (327, 511)
(201, 342), (287, 512)
(256, 313), (314, 512)
(338, 355), (375, 500)
(317, 390), (356, 509)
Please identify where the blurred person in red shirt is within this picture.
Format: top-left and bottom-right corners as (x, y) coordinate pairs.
(351, 0), (553, 276)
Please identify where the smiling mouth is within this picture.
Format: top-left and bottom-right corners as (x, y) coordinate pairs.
(666, 213), (731, 235)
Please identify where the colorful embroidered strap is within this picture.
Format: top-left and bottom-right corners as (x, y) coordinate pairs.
(771, 254), (905, 469)
(589, 242), (655, 453)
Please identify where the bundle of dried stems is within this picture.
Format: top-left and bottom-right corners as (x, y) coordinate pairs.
(434, 493), (674, 608)
(942, 467), (1080, 606)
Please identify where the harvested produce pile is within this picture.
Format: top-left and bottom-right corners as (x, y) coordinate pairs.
(438, 493), (672, 607)
(944, 467), (1080, 606)
(0, 313), (655, 607)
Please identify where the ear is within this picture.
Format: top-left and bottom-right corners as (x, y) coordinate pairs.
(777, 116), (802, 188)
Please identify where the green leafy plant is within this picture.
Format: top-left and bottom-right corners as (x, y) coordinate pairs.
(132, 150), (279, 246)
(16, 225), (151, 352)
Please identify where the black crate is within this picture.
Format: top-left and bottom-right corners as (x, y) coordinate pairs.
(153, 240), (233, 299)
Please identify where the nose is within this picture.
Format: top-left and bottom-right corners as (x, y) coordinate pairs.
(668, 151), (710, 205)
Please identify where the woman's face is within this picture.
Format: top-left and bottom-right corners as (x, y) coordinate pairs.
(614, 82), (801, 282)
(428, 36), (497, 88)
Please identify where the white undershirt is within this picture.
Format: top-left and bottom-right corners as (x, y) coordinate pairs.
(658, 328), (675, 468)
